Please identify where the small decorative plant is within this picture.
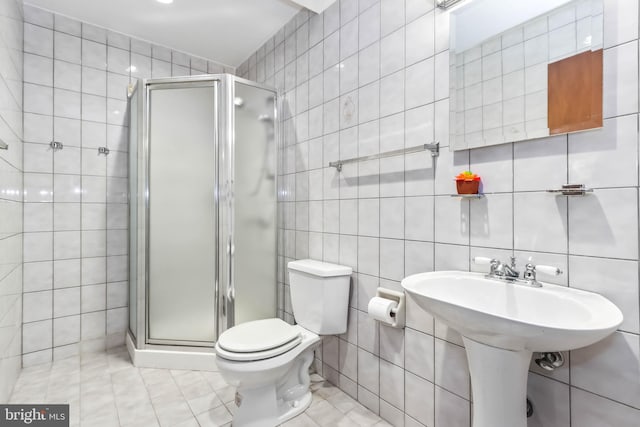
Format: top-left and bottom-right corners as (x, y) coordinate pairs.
(455, 170), (481, 194)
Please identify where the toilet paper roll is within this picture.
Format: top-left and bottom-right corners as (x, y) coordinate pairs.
(367, 297), (398, 324)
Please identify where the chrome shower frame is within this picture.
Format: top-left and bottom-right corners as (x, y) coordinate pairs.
(126, 74), (279, 368)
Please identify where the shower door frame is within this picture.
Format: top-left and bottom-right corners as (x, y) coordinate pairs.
(144, 77), (220, 347)
(129, 74), (279, 351)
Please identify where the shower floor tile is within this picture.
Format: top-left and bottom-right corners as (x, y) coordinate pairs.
(8, 347), (390, 427)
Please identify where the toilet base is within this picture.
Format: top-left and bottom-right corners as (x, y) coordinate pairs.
(232, 386), (312, 427)
(225, 340), (318, 427)
(277, 390), (313, 424)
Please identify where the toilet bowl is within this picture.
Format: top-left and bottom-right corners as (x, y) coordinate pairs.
(215, 259), (352, 427)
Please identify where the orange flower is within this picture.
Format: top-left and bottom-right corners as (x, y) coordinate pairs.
(455, 170), (481, 181)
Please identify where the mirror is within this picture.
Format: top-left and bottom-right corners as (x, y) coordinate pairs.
(449, 0), (604, 151)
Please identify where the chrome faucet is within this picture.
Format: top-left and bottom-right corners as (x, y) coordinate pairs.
(490, 256), (520, 280)
(473, 256), (562, 287)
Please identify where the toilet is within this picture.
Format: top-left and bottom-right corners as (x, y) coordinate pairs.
(215, 259), (352, 427)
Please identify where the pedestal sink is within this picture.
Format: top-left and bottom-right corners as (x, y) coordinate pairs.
(401, 271), (623, 427)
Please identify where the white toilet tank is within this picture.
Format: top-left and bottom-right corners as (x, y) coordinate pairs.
(288, 259), (352, 335)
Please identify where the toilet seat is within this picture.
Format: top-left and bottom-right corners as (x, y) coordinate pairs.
(216, 318), (302, 362)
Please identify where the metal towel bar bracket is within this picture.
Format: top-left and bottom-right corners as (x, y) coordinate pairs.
(0, 138), (7, 150)
(436, 0), (465, 9)
(329, 142), (439, 172)
(546, 184), (593, 196)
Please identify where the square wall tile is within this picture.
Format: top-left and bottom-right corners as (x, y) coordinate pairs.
(603, 41), (638, 118)
(405, 371), (434, 426)
(405, 240), (434, 277)
(381, 29), (405, 77)
(24, 261), (53, 292)
(81, 311), (106, 340)
(55, 15), (81, 36)
(405, 196), (434, 242)
(405, 12), (434, 66)
(434, 339), (470, 399)
(405, 327), (434, 382)
(54, 32), (81, 64)
(380, 0), (404, 37)
(23, 290), (53, 323)
(24, 203), (52, 232)
(379, 325), (404, 368)
(469, 193), (513, 249)
(513, 135), (567, 192)
(357, 309), (379, 355)
(53, 287), (80, 317)
(603, 0), (638, 48)
(571, 331), (640, 409)
(526, 373), (570, 427)
(571, 388), (640, 426)
(380, 197), (404, 239)
(82, 39), (107, 71)
(338, 340), (358, 381)
(53, 259), (80, 289)
(53, 315), (80, 347)
(569, 256), (639, 333)
(23, 320), (53, 354)
(54, 60), (81, 92)
(434, 196), (469, 245)
(358, 349), (380, 395)
(24, 54), (53, 87)
(469, 143), (513, 193)
(380, 359), (404, 410)
(514, 192), (567, 254)
(568, 188), (638, 259)
(358, 236), (379, 276)
(568, 115), (638, 188)
(434, 386), (470, 427)
(380, 239), (404, 281)
(434, 243), (471, 271)
(25, 23), (53, 57)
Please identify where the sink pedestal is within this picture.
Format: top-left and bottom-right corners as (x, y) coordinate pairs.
(463, 337), (532, 427)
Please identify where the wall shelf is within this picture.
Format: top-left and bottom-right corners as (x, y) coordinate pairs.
(451, 194), (484, 199)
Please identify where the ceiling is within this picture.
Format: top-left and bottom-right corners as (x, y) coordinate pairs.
(25, 0), (311, 67)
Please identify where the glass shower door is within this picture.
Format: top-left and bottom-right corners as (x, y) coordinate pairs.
(147, 81), (218, 345)
(232, 82), (277, 324)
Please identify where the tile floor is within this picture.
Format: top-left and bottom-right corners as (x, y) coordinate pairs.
(8, 347), (389, 427)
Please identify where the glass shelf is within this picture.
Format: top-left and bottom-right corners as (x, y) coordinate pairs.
(451, 194), (484, 199)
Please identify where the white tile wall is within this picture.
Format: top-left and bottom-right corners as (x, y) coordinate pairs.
(239, 0), (640, 425)
(0, 0), (23, 403)
(21, 5), (233, 366)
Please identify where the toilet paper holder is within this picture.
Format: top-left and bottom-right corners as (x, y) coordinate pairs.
(373, 287), (406, 329)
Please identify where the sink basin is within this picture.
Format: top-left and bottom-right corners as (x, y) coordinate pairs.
(401, 270), (623, 427)
(401, 271), (623, 351)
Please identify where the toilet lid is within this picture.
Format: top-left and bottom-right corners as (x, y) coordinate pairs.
(217, 318), (301, 353)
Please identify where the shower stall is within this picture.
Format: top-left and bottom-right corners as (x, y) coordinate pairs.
(126, 74), (278, 369)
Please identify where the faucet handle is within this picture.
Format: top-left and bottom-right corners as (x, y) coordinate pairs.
(472, 256), (495, 265)
(535, 265), (563, 276)
(523, 263), (562, 286)
(473, 256), (500, 275)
